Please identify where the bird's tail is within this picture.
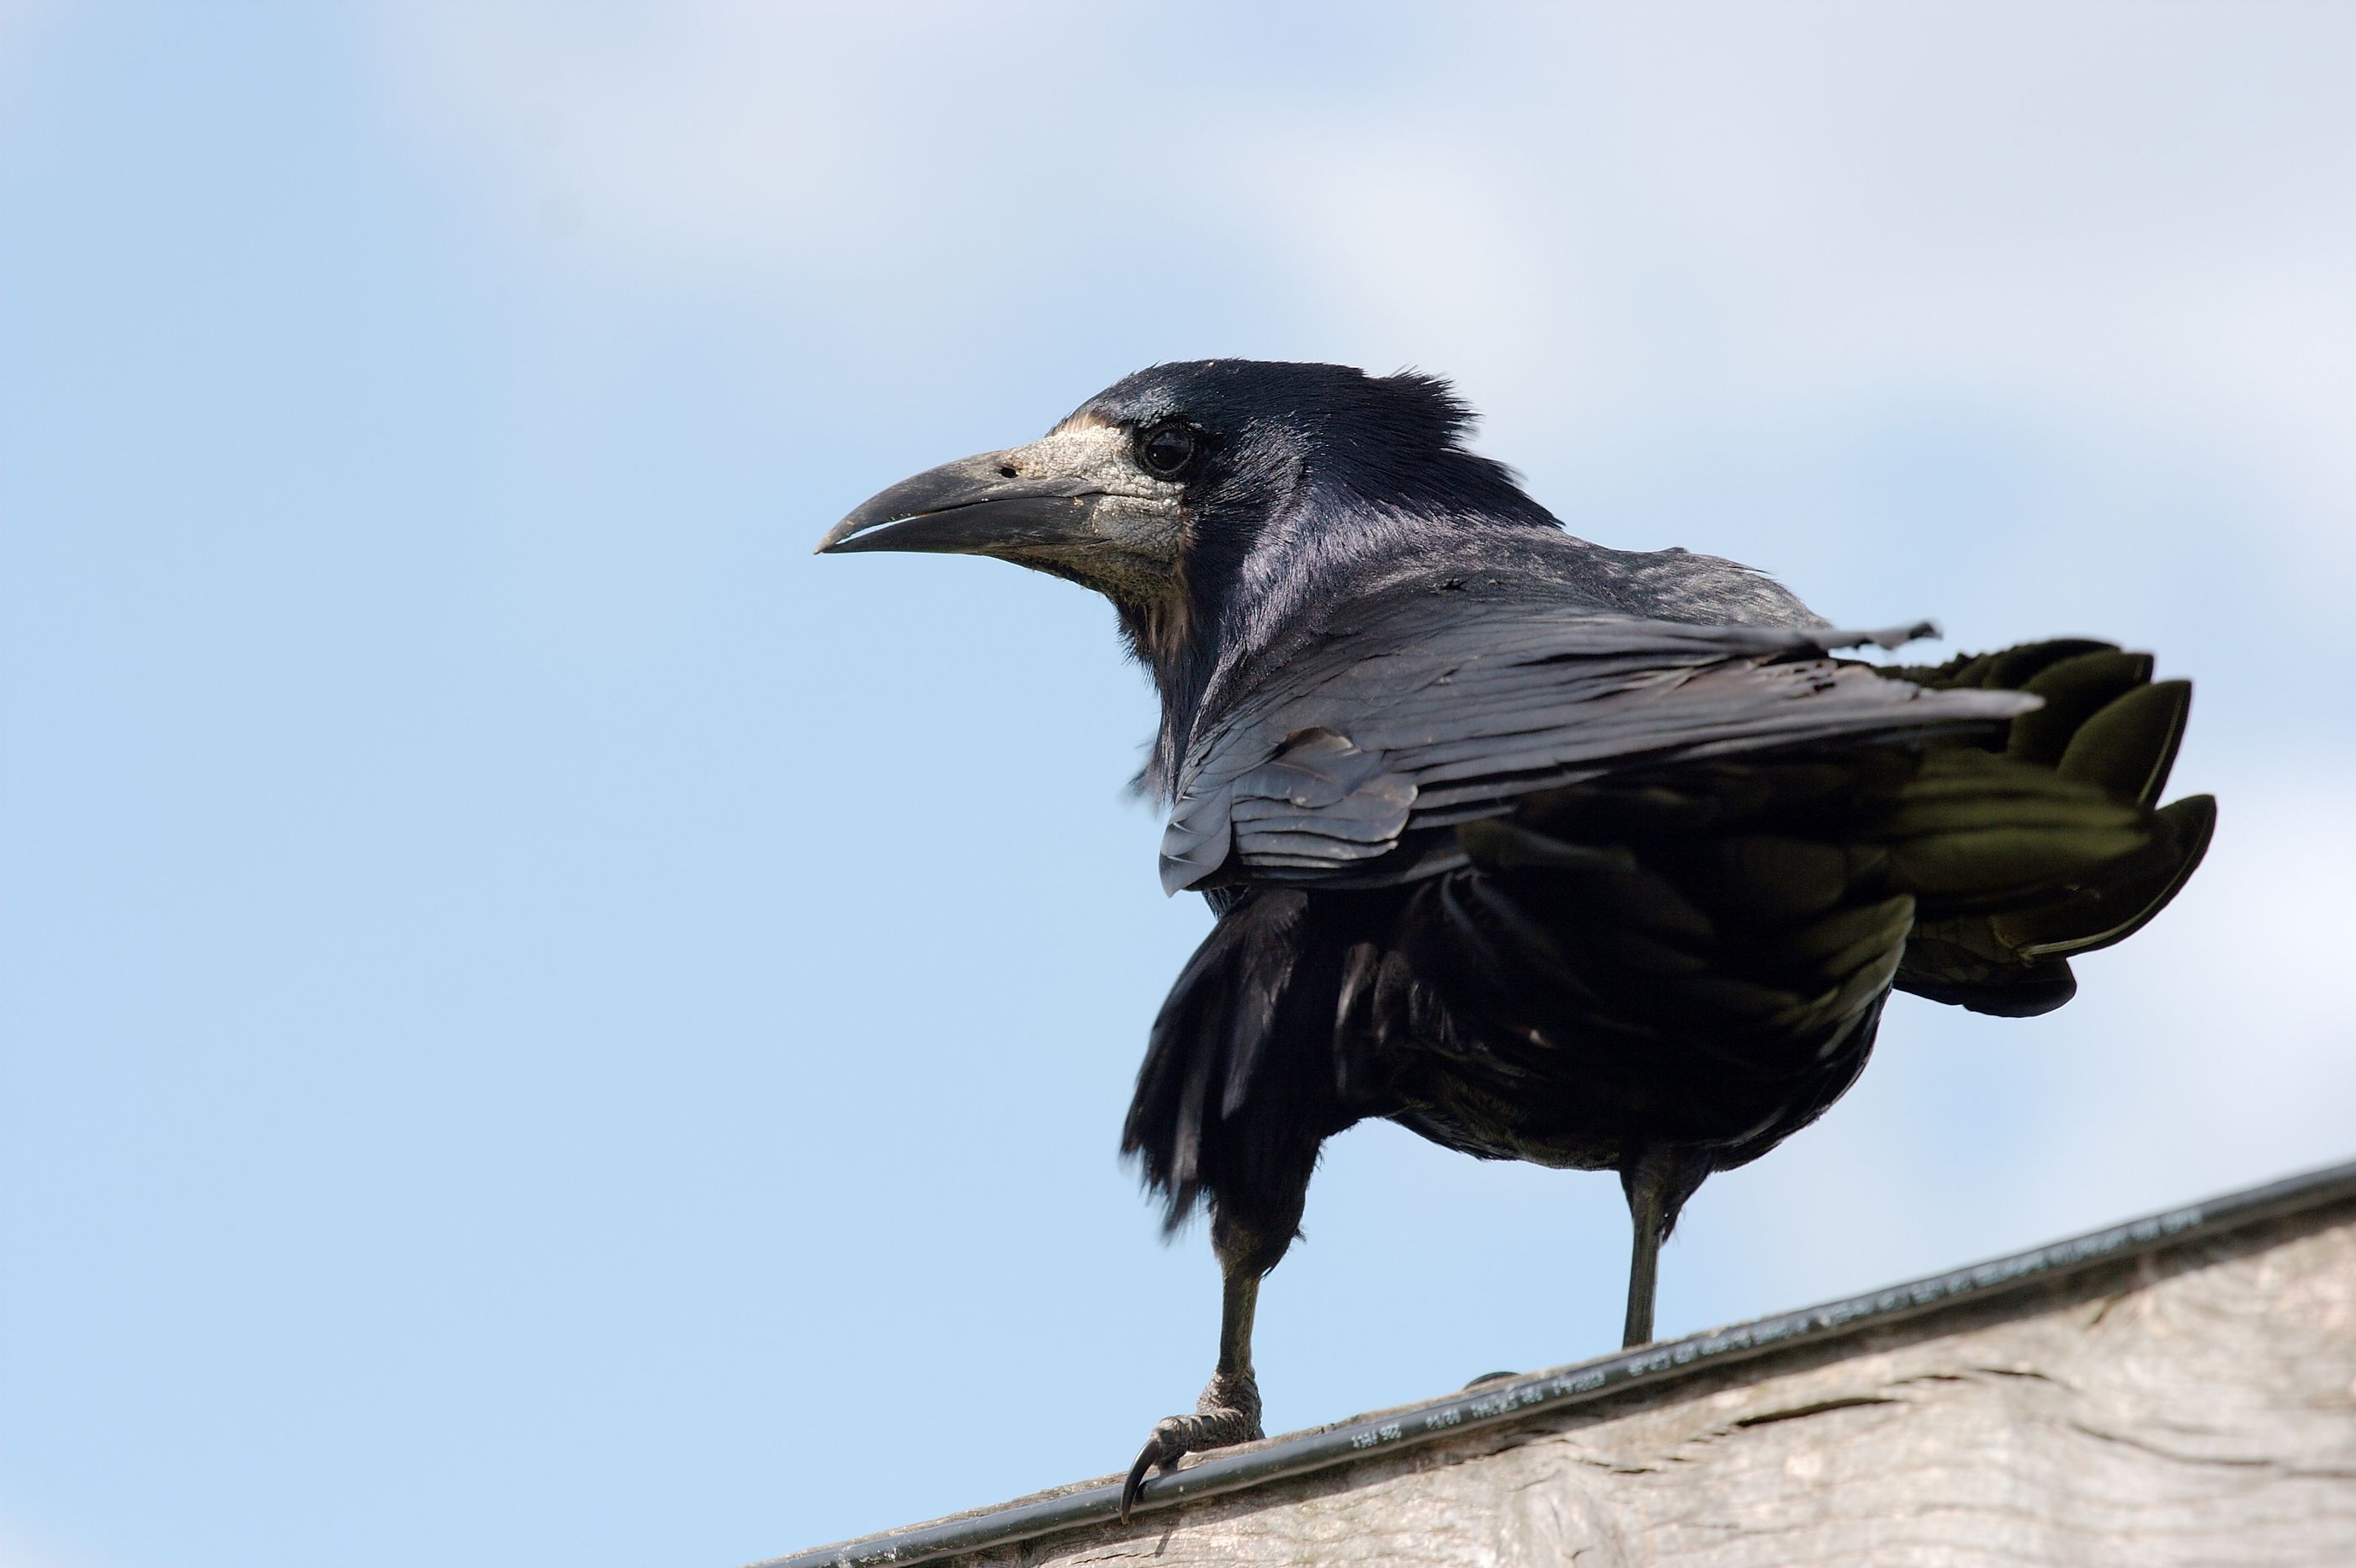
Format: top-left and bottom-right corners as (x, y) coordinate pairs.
(1876, 640), (2215, 1016)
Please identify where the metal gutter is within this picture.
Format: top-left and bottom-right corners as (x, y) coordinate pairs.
(758, 1156), (2356, 1568)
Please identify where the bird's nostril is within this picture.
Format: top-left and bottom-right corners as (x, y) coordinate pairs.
(997, 464), (1018, 479)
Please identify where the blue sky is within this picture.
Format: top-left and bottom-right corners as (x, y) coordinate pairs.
(3, 5), (2353, 1566)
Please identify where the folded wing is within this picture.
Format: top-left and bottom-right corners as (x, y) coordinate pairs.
(1160, 591), (2039, 893)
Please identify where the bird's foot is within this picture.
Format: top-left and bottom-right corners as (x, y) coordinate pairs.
(1118, 1369), (1262, 1523)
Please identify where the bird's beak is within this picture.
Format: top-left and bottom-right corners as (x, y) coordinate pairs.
(816, 448), (1109, 558)
(816, 421), (1186, 595)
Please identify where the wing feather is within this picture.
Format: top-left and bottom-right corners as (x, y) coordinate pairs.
(1160, 595), (2035, 893)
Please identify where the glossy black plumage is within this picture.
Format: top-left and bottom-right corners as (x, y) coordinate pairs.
(817, 360), (2214, 1517)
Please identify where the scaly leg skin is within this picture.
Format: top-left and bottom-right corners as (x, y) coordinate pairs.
(1118, 1363), (1260, 1522)
(1119, 1216), (1272, 1523)
(1622, 1195), (1664, 1349)
(1618, 1145), (1711, 1349)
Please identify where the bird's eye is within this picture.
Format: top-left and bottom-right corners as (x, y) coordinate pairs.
(1138, 422), (1199, 476)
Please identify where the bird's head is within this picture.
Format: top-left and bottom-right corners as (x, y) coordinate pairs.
(818, 361), (1547, 636)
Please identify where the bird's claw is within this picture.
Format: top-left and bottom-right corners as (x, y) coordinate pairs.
(1118, 1418), (1191, 1523)
(1117, 1370), (1262, 1523)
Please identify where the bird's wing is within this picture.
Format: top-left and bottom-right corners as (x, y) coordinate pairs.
(1159, 593), (2040, 893)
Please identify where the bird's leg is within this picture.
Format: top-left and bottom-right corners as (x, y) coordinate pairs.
(1621, 1169), (1668, 1348)
(1119, 1211), (1272, 1523)
(1618, 1145), (1709, 1348)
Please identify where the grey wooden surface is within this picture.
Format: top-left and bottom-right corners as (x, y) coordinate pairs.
(949, 1213), (2356, 1566)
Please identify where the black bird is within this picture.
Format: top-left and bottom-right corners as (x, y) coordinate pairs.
(817, 361), (2213, 1519)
